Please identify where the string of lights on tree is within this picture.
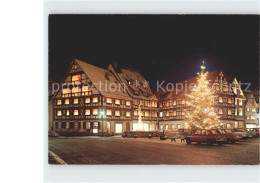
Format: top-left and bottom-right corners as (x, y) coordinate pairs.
(184, 61), (221, 130)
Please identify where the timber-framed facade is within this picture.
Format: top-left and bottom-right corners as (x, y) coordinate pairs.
(49, 59), (258, 136)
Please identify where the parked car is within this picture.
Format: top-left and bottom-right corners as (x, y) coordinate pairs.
(246, 129), (257, 138)
(252, 128), (260, 137)
(48, 131), (59, 137)
(232, 128), (249, 140)
(185, 129), (227, 146)
(159, 129), (191, 141)
(218, 129), (240, 144)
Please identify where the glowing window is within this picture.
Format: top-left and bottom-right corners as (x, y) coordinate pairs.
(223, 85), (228, 91)
(65, 99), (70, 105)
(219, 97), (223, 103)
(160, 112), (163, 117)
(219, 108), (223, 115)
(239, 99), (243, 106)
(106, 98), (112, 103)
(115, 111), (120, 116)
(173, 110), (177, 116)
(115, 99), (120, 105)
(126, 100), (131, 106)
(181, 100), (185, 105)
(173, 100), (177, 105)
(93, 109), (98, 115)
(228, 109), (232, 115)
(251, 116), (256, 119)
(72, 87), (81, 93)
(159, 103), (162, 107)
(72, 75), (81, 84)
(145, 111), (149, 117)
(165, 125), (168, 130)
(227, 98), (232, 104)
(134, 111), (138, 116)
(62, 88), (71, 94)
(66, 110), (70, 116)
(166, 102), (169, 106)
(239, 108), (243, 116)
(57, 110), (62, 116)
(165, 111), (169, 116)
(73, 110), (78, 116)
(85, 109), (90, 115)
(107, 110), (112, 116)
(85, 97), (90, 103)
(126, 111), (131, 117)
(93, 97), (98, 103)
(247, 108), (250, 111)
(73, 98), (78, 104)
(215, 85), (220, 91)
(252, 108), (256, 112)
(57, 99), (62, 105)
(82, 85), (91, 92)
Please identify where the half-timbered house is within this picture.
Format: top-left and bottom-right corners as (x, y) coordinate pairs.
(156, 70), (237, 130)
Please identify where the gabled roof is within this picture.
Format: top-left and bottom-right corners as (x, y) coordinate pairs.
(108, 65), (158, 100)
(75, 59), (131, 100)
(232, 78), (246, 100)
(156, 70), (228, 100)
(245, 93), (258, 107)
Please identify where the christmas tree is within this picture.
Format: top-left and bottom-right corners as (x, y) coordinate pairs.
(184, 61), (220, 129)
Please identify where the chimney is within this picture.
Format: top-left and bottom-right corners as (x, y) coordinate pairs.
(113, 60), (121, 73)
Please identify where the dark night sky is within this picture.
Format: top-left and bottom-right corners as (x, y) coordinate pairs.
(49, 15), (259, 90)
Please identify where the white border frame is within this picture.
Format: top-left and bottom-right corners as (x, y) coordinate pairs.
(44, 1), (260, 182)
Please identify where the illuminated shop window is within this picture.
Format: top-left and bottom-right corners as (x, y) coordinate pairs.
(93, 122), (99, 133)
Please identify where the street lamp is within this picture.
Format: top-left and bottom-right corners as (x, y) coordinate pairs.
(100, 110), (104, 137)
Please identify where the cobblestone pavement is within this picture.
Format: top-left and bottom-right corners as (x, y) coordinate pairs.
(48, 136), (259, 165)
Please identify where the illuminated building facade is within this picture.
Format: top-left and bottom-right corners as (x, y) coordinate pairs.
(156, 70), (238, 130)
(50, 59), (158, 136)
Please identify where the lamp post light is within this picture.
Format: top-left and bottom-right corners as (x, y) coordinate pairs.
(100, 110), (104, 137)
